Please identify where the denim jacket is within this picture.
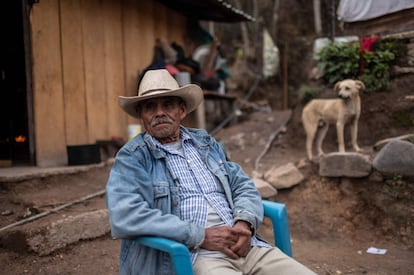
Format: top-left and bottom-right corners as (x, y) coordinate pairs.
(106, 127), (264, 275)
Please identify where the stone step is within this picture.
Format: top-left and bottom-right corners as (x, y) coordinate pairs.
(0, 161), (113, 255)
(0, 208), (110, 255)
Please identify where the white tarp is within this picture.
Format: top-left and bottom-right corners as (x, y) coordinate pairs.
(262, 29), (279, 78)
(337, 0), (414, 22)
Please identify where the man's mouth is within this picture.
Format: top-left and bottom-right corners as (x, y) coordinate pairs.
(154, 122), (170, 127)
(151, 117), (173, 127)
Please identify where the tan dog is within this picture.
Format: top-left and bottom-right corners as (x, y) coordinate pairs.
(302, 79), (365, 160)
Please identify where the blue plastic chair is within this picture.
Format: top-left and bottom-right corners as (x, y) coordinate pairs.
(134, 200), (292, 275)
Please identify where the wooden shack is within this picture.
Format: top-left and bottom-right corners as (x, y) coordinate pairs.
(341, 8), (414, 37)
(1, 0), (251, 167)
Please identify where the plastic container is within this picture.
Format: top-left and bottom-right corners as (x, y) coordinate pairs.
(67, 144), (101, 166)
(128, 124), (142, 140)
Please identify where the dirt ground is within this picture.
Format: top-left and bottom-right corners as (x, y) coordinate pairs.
(0, 76), (413, 274)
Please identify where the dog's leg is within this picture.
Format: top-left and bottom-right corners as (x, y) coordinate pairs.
(336, 121), (345, 152)
(316, 123), (329, 157)
(350, 119), (361, 152)
(305, 129), (316, 160)
(302, 113), (317, 160)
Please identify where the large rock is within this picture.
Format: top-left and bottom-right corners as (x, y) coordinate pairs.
(27, 209), (110, 255)
(264, 162), (304, 189)
(253, 177), (277, 198)
(319, 153), (371, 177)
(373, 140), (414, 177)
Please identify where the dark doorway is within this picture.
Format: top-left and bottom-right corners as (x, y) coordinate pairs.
(0, 0), (33, 166)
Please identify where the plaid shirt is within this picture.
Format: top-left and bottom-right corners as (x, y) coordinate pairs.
(153, 131), (269, 261)
(161, 133), (234, 228)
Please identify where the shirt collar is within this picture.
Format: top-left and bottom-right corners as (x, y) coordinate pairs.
(146, 127), (193, 153)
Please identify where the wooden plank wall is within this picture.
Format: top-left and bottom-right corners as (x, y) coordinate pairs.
(60, 0), (88, 145)
(103, 0), (126, 140)
(30, 0), (187, 166)
(343, 8), (414, 37)
(31, 0), (66, 167)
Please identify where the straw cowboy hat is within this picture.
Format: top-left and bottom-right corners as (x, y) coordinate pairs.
(119, 69), (203, 119)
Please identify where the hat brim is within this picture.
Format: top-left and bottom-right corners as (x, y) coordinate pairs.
(119, 84), (203, 119)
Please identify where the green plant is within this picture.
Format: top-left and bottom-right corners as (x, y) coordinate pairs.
(383, 174), (408, 199)
(359, 50), (395, 92)
(392, 173), (403, 182)
(317, 42), (360, 84)
(359, 39), (400, 92)
(374, 38), (406, 57)
(316, 39), (403, 92)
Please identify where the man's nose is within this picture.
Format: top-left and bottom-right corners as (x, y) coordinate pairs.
(154, 103), (166, 116)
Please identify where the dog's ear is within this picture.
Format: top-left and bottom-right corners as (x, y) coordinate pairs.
(355, 80), (365, 91)
(334, 81), (341, 92)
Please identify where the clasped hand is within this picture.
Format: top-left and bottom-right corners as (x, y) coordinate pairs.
(200, 221), (252, 259)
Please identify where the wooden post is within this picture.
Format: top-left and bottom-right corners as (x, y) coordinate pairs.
(313, 0), (322, 35)
(283, 47), (288, 110)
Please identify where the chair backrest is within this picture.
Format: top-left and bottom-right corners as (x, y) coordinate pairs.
(134, 200), (292, 275)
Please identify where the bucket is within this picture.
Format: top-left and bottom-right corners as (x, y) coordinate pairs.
(67, 144), (101, 166)
(128, 124), (142, 140)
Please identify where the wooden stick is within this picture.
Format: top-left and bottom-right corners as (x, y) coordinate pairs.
(0, 190), (106, 232)
(254, 110), (292, 171)
(283, 48), (289, 109)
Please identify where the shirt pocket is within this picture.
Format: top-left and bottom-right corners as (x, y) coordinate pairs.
(153, 181), (170, 209)
(208, 158), (229, 185)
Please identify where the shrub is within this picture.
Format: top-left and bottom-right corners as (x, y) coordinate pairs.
(317, 42), (360, 85)
(316, 39), (404, 92)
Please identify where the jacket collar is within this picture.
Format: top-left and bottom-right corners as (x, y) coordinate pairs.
(143, 126), (211, 159)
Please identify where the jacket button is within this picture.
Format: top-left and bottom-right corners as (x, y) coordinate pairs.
(172, 201), (178, 206)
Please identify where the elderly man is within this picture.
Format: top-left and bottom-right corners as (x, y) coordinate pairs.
(106, 69), (315, 275)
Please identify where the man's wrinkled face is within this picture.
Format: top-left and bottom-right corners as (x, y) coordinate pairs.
(138, 96), (187, 144)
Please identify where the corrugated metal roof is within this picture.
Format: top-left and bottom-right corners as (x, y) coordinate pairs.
(156, 0), (254, 22)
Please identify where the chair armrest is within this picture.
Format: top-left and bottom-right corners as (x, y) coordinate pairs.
(135, 236), (194, 275)
(134, 201), (292, 275)
(262, 200), (293, 257)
